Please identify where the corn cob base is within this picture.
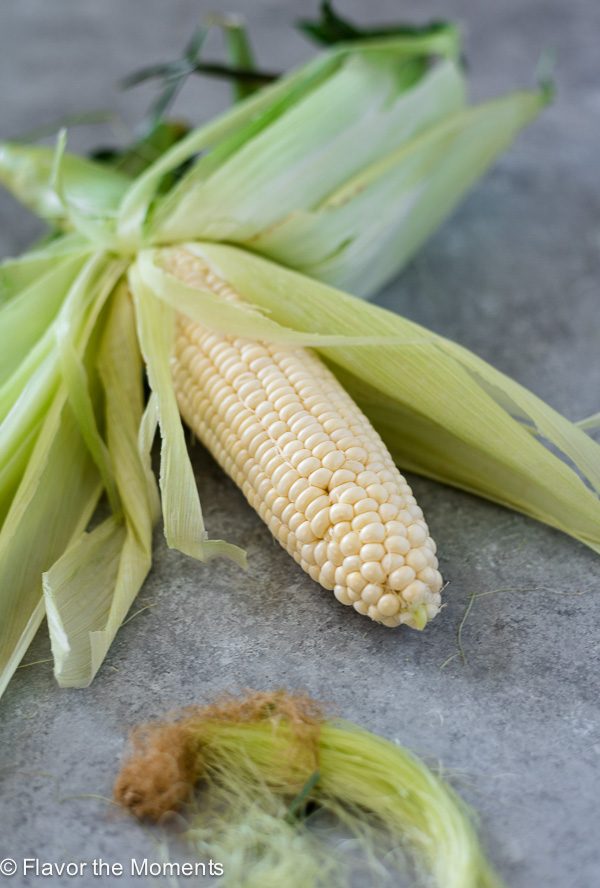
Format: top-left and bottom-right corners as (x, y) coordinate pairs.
(168, 250), (443, 630)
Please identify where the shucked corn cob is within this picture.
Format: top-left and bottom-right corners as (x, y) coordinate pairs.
(168, 249), (443, 629)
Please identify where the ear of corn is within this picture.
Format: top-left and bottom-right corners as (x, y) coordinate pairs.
(167, 249), (442, 629)
(4, 227), (597, 693)
(0, 27), (591, 695)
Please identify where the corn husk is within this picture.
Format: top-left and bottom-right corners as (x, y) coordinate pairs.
(1, 34), (593, 695)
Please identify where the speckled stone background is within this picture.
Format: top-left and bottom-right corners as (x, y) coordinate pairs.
(0, 2), (598, 887)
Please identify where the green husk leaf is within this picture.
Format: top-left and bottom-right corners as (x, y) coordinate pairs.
(0, 252), (87, 384)
(0, 255), (119, 509)
(128, 262), (246, 566)
(93, 120), (190, 180)
(135, 248), (415, 348)
(0, 391), (101, 698)
(0, 330), (56, 432)
(0, 423), (38, 528)
(57, 338), (120, 514)
(44, 284), (159, 688)
(0, 233), (90, 303)
(152, 54), (465, 244)
(252, 87), (546, 297)
(144, 27), (208, 135)
(0, 140), (129, 225)
(0, 254), (124, 693)
(120, 32), (459, 248)
(191, 243), (600, 553)
(214, 13), (260, 101)
(115, 47), (339, 248)
(578, 412), (600, 434)
(55, 291), (124, 516)
(44, 516), (128, 687)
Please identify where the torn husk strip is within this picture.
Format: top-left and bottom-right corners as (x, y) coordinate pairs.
(114, 690), (503, 888)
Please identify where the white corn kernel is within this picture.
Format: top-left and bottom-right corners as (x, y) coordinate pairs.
(352, 512), (380, 532)
(418, 567), (443, 593)
(305, 495), (330, 521)
(361, 562), (386, 585)
(386, 521), (408, 536)
(313, 540), (328, 567)
(330, 469), (356, 488)
(366, 483), (387, 503)
(330, 503), (354, 524)
(382, 553), (405, 574)
(354, 497), (380, 515)
(359, 523), (386, 544)
(402, 580), (429, 604)
(385, 535), (410, 555)
(339, 532), (361, 556)
(378, 503), (398, 522)
(308, 467), (332, 489)
(405, 547), (430, 572)
(322, 450), (345, 471)
(310, 508), (330, 538)
(296, 486), (322, 513)
(326, 542), (344, 566)
(338, 486), (367, 505)
(360, 543), (385, 562)
(342, 555), (362, 573)
(347, 572), (366, 594)
(298, 456), (321, 477)
(407, 523), (428, 546)
(361, 584), (383, 605)
(334, 585), (353, 606)
(388, 566), (416, 591)
(378, 594), (400, 617)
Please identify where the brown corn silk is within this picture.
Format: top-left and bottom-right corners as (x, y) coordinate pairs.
(114, 690), (324, 822)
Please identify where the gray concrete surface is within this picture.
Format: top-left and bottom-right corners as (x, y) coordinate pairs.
(0, 2), (599, 886)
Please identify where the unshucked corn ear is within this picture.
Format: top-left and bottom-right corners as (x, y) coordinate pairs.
(167, 249), (442, 629)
